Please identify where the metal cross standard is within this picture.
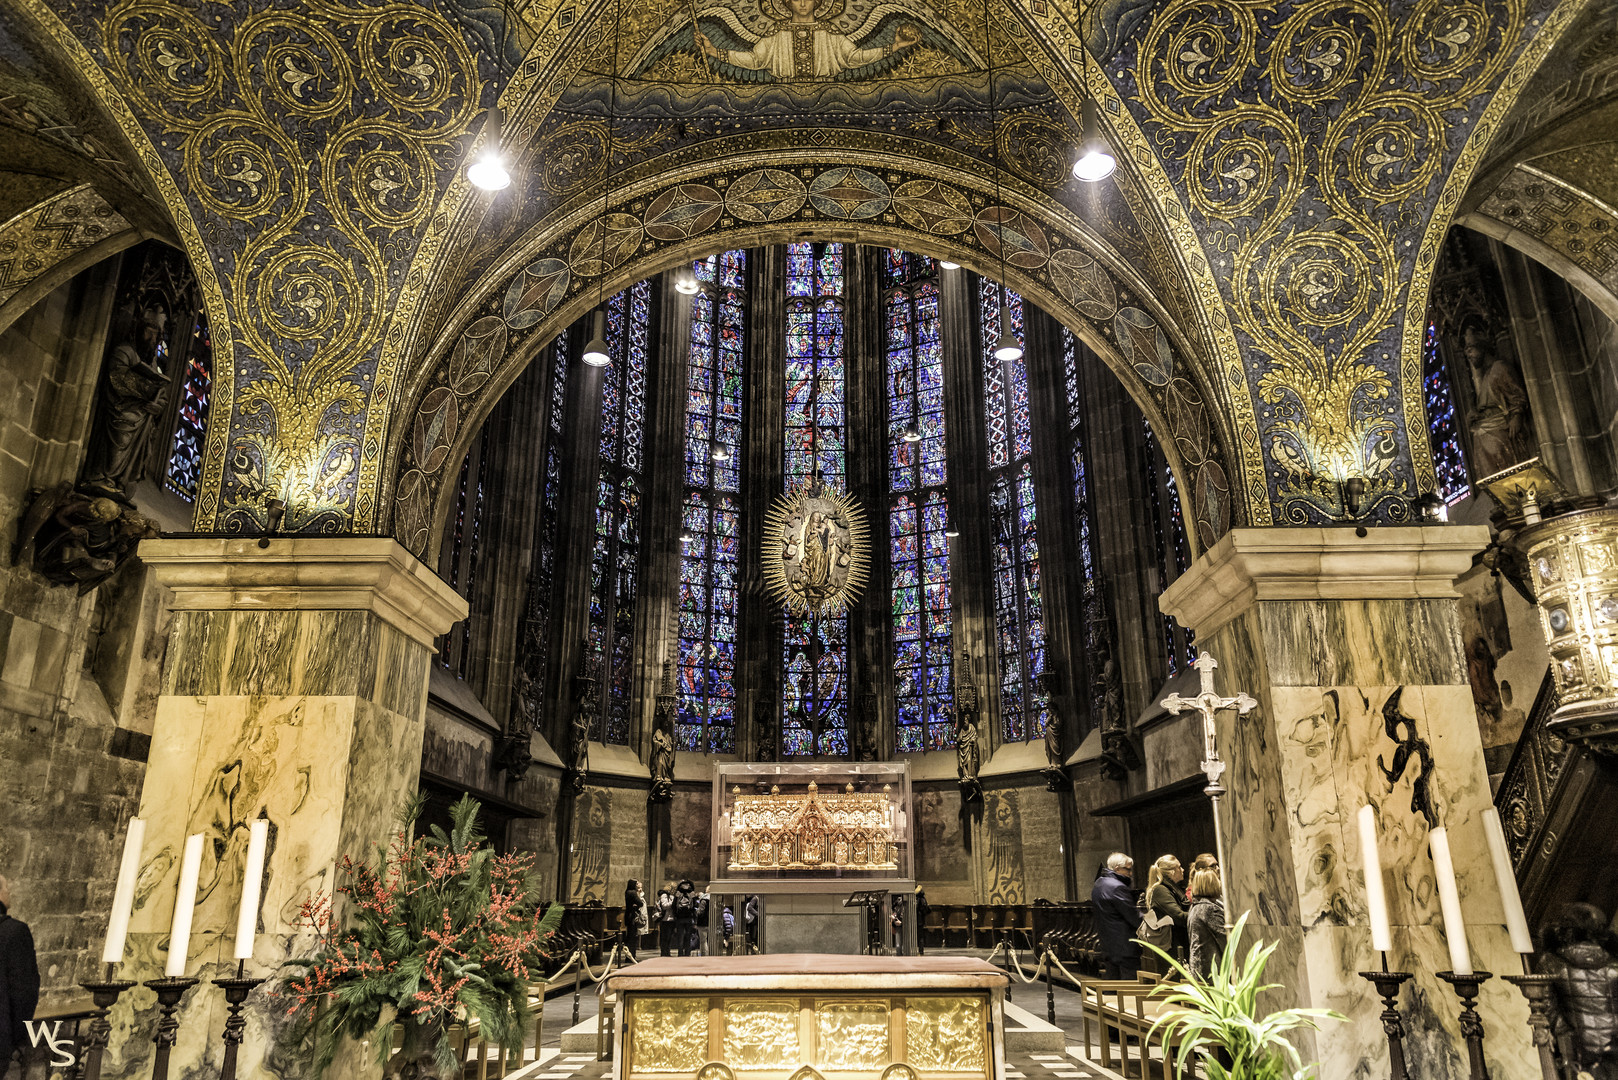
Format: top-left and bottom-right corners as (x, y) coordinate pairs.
(1161, 650), (1258, 902)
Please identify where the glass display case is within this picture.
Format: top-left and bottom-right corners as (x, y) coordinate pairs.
(710, 762), (913, 887)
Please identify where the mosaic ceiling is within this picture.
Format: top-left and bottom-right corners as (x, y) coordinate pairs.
(0, 0), (1590, 551)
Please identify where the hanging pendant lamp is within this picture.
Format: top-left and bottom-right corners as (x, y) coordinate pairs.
(1071, 0), (1115, 182)
(581, 309), (610, 367)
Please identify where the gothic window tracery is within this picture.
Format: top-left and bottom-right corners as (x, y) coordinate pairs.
(163, 314), (213, 502)
(1143, 421), (1194, 676)
(1424, 319), (1471, 504)
(588, 281), (652, 745)
(783, 242), (849, 757)
(679, 251), (746, 753)
(884, 250), (953, 753)
(981, 279), (1048, 743)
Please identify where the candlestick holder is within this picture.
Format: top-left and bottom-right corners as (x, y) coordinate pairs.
(214, 963), (266, 1080)
(1436, 970), (1493, 1080)
(144, 976), (199, 1080)
(78, 966), (137, 1080)
(1357, 965), (1413, 1080)
(1503, 974), (1559, 1080)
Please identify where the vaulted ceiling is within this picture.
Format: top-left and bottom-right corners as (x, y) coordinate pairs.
(0, 0), (1594, 557)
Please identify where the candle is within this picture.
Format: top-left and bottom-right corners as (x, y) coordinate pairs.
(101, 817), (145, 964)
(166, 834), (204, 978)
(1357, 805), (1392, 953)
(234, 819), (269, 961)
(1481, 807), (1534, 954)
(1429, 827), (1472, 976)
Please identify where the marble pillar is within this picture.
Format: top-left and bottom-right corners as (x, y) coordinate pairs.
(1160, 527), (1534, 1079)
(101, 538), (467, 1080)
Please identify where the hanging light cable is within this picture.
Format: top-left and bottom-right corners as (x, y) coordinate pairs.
(582, 0), (622, 367)
(985, 0), (1022, 363)
(468, 0), (514, 191)
(1071, 0), (1116, 182)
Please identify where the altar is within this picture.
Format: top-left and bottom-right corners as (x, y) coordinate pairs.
(708, 763), (914, 955)
(606, 955), (1008, 1080)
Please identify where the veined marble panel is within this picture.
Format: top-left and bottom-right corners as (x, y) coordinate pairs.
(1255, 599), (1467, 688)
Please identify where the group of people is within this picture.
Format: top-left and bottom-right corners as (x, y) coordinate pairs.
(1090, 851), (1227, 981)
(621, 879), (758, 958)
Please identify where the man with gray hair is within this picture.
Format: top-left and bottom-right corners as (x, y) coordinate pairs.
(0, 875), (39, 1076)
(1090, 852), (1141, 979)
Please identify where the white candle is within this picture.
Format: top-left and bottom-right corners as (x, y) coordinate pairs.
(101, 817), (145, 964)
(166, 834), (204, 978)
(1429, 827), (1473, 976)
(1481, 807), (1534, 954)
(233, 820), (269, 961)
(1357, 805), (1392, 953)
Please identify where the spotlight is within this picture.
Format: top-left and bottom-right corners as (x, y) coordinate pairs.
(581, 309), (610, 367)
(712, 445), (730, 462)
(902, 424), (921, 443)
(679, 529), (695, 543)
(1343, 476), (1368, 517)
(944, 519), (960, 538)
(675, 276), (700, 296)
(939, 261), (960, 270)
(993, 300), (1023, 362)
(1072, 98), (1116, 183)
(467, 106), (512, 191)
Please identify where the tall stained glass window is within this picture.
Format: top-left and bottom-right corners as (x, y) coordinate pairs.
(981, 278), (1048, 742)
(1062, 328), (1106, 730)
(678, 251), (746, 753)
(519, 333), (571, 715)
(587, 280), (651, 745)
(164, 314), (213, 501)
(1424, 320), (1470, 504)
(885, 250), (953, 752)
(1143, 421), (1195, 674)
(782, 242), (849, 757)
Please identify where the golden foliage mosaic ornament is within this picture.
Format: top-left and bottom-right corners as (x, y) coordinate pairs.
(762, 474), (869, 616)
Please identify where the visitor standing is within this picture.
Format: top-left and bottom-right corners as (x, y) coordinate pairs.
(914, 886), (931, 955)
(673, 879), (698, 957)
(1184, 853), (1217, 905)
(657, 885), (675, 956)
(1143, 855), (1187, 972)
(1090, 853), (1140, 979)
(1186, 869), (1227, 982)
(622, 879), (645, 960)
(744, 894), (760, 952)
(695, 887), (711, 955)
(722, 905), (735, 953)
(0, 876), (39, 1079)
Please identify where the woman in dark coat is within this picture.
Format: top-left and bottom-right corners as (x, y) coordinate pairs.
(1186, 870), (1228, 981)
(622, 879), (646, 960)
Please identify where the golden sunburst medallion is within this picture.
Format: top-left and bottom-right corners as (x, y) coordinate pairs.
(762, 474), (870, 616)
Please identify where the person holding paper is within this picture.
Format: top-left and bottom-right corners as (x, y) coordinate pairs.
(0, 875), (40, 1073)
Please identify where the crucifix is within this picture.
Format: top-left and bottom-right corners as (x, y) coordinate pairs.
(1161, 650), (1257, 902)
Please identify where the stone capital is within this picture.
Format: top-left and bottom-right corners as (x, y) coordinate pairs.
(137, 537), (468, 646)
(1159, 525), (1488, 639)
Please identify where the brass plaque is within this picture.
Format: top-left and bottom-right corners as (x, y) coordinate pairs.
(904, 998), (985, 1073)
(724, 999), (801, 1071)
(630, 997), (709, 1073)
(816, 1001), (890, 1072)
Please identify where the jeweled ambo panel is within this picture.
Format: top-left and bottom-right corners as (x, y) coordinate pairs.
(626, 993), (991, 1080)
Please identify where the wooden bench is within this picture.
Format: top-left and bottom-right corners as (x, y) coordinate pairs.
(1079, 976), (1194, 1079)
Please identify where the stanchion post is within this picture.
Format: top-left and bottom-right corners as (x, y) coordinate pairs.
(572, 964), (582, 1026)
(144, 977), (199, 1080)
(1436, 971), (1493, 1080)
(1043, 952), (1055, 1024)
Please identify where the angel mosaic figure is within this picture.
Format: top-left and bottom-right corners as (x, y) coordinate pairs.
(628, 0), (977, 83)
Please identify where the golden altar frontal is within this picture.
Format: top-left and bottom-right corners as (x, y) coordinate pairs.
(728, 781), (898, 872)
(608, 955), (1007, 1080)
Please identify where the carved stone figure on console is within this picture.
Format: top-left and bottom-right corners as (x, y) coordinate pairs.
(81, 305), (172, 499)
(16, 483), (158, 593)
(494, 667), (539, 780)
(649, 657), (677, 803)
(1464, 325), (1537, 477)
(1096, 655), (1140, 781)
(568, 649), (597, 794)
(1037, 669), (1070, 792)
(954, 708), (982, 803)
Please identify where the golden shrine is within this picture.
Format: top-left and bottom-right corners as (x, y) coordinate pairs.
(727, 781), (899, 872)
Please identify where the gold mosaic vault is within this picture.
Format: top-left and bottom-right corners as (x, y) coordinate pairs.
(727, 781), (898, 872)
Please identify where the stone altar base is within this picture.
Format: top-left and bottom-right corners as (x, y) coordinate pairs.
(762, 894), (865, 955)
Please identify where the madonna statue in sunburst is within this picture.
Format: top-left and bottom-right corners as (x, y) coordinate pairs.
(763, 469), (869, 615)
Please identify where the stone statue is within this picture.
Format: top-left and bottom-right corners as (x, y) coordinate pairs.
(568, 649), (597, 794)
(854, 689), (878, 763)
(1037, 670), (1069, 792)
(494, 667), (539, 780)
(15, 482), (157, 593)
(81, 306), (173, 498)
(1096, 655), (1139, 782)
(1541, 902), (1618, 1078)
(955, 708), (982, 803)
(649, 656), (676, 803)
(1464, 325), (1536, 477)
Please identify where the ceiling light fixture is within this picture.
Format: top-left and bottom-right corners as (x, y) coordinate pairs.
(944, 518), (960, 538)
(993, 300), (1023, 362)
(939, 260), (960, 270)
(468, 106), (512, 191)
(675, 276), (700, 295)
(1071, 0), (1115, 182)
(712, 445), (730, 462)
(985, 0), (1023, 365)
(581, 310), (610, 366)
(902, 423), (922, 443)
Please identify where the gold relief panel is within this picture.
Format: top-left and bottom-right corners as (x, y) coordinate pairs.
(1585, 540), (1618, 575)
(815, 1001), (890, 1072)
(630, 997), (710, 1074)
(903, 998), (985, 1073)
(723, 1000), (801, 1071)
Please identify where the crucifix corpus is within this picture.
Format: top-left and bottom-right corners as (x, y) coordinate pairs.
(1160, 650), (1257, 902)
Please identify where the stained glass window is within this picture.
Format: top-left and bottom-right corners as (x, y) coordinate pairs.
(163, 314), (213, 501)
(679, 251), (746, 753)
(518, 333), (572, 722)
(1424, 320), (1470, 503)
(981, 278), (1048, 742)
(1143, 421), (1195, 673)
(1062, 328), (1107, 730)
(885, 251), (952, 753)
(587, 280), (652, 745)
(439, 427), (487, 677)
(783, 242), (849, 757)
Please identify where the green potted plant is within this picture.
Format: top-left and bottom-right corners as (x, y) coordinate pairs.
(282, 795), (565, 1079)
(1141, 913), (1345, 1080)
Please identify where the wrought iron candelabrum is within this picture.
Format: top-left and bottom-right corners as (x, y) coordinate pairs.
(214, 959), (266, 1080)
(1437, 970), (1494, 1080)
(1358, 956), (1413, 1080)
(78, 963), (136, 1080)
(144, 975), (200, 1080)
(1503, 973), (1560, 1080)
